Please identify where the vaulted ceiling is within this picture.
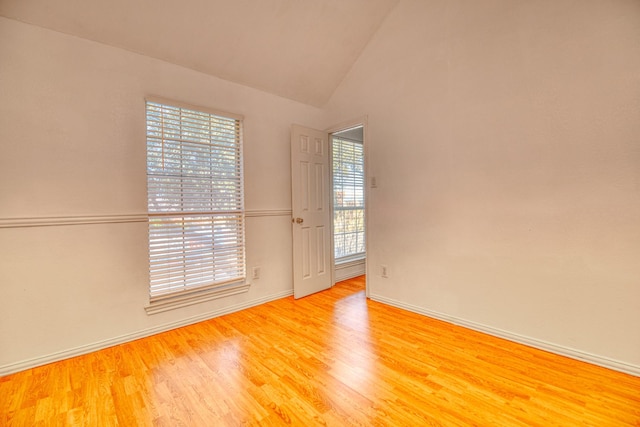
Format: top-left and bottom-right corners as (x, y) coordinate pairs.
(0, 0), (399, 107)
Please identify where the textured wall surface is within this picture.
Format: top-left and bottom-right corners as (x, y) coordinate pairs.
(323, 0), (640, 372)
(2, 0), (640, 375)
(0, 17), (322, 373)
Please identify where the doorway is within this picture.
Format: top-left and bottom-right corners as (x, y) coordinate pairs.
(330, 125), (366, 286)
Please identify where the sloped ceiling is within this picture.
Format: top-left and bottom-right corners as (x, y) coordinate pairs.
(0, 0), (399, 107)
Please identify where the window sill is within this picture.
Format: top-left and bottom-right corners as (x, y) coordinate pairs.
(335, 254), (366, 266)
(145, 282), (251, 315)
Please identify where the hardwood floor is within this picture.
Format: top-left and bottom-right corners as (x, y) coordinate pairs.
(1, 275), (639, 426)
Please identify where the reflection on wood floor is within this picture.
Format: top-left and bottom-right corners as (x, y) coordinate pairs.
(1, 275), (639, 426)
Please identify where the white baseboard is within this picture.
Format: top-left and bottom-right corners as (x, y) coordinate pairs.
(370, 294), (640, 378)
(0, 290), (293, 376)
(6, 290), (636, 378)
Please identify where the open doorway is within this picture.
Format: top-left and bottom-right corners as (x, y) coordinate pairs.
(331, 125), (366, 285)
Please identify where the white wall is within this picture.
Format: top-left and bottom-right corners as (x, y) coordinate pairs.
(323, 0), (640, 374)
(2, 0), (640, 377)
(0, 17), (323, 374)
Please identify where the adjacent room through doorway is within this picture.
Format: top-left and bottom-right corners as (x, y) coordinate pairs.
(331, 126), (366, 284)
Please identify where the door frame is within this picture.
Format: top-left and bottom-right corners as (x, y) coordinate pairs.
(326, 116), (369, 298)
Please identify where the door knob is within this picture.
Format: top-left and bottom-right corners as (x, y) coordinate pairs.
(293, 217), (304, 224)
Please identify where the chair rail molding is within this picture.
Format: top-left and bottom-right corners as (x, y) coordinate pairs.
(0, 209), (293, 228)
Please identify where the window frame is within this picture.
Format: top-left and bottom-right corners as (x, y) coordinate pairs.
(144, 97), (247, 314)
(331, 134), (366, 263)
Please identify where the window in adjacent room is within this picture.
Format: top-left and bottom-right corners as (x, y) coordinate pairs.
(145, 98), (245, 304)
(332, 128), (365, 262)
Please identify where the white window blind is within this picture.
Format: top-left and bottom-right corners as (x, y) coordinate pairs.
(146, 99), (245, 300)
(332, 136), (365, 260)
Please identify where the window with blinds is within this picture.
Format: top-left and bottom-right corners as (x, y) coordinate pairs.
(146, 99), (245, 301)
(332, 135), (365, 261)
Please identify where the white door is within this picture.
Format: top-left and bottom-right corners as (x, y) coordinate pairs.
(291, 124), (332, 299)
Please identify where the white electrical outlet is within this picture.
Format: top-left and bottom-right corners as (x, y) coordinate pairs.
(381, 265), (388, 278)
(252, 267), (261, 280)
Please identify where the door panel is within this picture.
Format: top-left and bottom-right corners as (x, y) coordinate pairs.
(291, 124), (332, 298)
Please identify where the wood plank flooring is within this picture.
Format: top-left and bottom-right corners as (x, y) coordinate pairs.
(1, 276), (639, 426)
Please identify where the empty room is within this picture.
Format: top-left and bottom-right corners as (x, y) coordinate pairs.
(1, 0), (639, 425)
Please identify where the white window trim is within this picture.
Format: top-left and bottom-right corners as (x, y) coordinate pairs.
(144, 97), (247, 314)
(144, 281), (250, 315)
(335, 252), (366, 265)
(332, 134), (366, 261)
(146, 96), (244, 122)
